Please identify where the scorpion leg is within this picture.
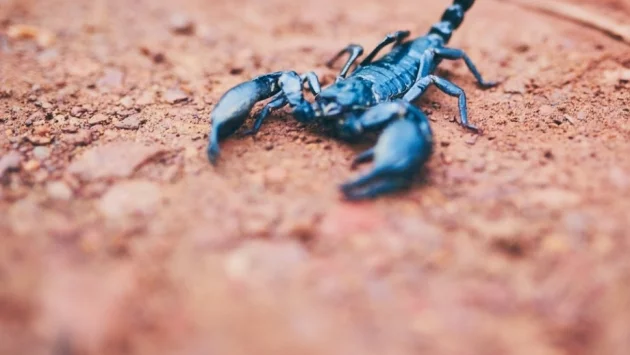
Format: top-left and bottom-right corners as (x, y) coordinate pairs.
(242, 93), (287, 136)
(434, 47), (499, 88)
(402, 74), (478, 131)
(359, 30), (410, 66)
(340, 101), (433, 200)
(301, 72), (322, 95)
(325, 30), (409, 84)
(326, 44), (364, 79)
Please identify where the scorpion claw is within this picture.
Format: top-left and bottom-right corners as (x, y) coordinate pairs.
(207, 112), (245, 165)
(206, 73), (285, 164)
(340, 106), (434, 200)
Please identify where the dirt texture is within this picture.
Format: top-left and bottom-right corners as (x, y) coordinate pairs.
(1, 0), (630, 354)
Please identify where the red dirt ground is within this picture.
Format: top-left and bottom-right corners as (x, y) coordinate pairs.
(1, 0), (629, 354)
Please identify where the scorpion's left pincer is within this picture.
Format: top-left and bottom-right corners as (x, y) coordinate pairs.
(206, 78), (274, 164)
(207, 71), (321, 164)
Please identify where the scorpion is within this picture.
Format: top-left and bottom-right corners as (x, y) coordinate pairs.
(206, 0), (498, 200)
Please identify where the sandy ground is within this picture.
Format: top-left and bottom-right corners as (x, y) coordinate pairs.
(1, 0), (630, 354)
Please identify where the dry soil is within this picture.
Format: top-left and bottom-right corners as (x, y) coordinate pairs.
(1, 0), (630, 354)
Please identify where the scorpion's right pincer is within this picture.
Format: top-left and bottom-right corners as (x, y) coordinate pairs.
(340, 101), (434, 200)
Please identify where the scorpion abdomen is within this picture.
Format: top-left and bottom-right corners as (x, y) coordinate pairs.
(354, 55), (419, 100)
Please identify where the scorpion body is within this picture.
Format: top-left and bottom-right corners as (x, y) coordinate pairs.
(207, 0), (498, 200)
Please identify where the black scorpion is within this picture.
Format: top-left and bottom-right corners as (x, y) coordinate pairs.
(206, 0), (498, 200)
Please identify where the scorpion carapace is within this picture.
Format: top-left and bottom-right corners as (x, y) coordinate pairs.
(206, 0), (498, 200)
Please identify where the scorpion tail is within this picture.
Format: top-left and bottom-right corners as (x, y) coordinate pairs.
(428, 0), (475, 43)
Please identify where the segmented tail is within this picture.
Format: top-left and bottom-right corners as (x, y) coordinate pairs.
(428, 0), (475, 43)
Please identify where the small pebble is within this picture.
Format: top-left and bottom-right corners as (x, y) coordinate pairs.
(62, 124), (79, 133)
(97, 68), (124, 88)
(136, 91), (155, 106)
(513, 42), (530, 53)
(26, 135), (53, 145)
(503, 78), (526, 94)
(71, 106), (84, 117)
(33, 146), (50, 160)
(46, 181), (73, 201)
(539, 105), (555, 116)
(114, 114), (143, 130)
(603, 69), (630, 84)
(38, 100), (52, 109)
(163, 88), (188, 104)
(119, 96), (134, 109)
(89, 113), (109, 126)
(64, 130), (92, 146)
(23, 159), (40, 172)
(7, 24), (56, 47)
(67, 141), (165, 181)
(0, 151), (21, 177)
(169, 13), (195, 35)
(28, 112), (45, 123)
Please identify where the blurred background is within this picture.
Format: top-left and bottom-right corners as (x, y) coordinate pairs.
(1, 0), (629, 354)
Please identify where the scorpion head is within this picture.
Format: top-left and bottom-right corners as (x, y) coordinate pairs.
(316, 78), (375, 118)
